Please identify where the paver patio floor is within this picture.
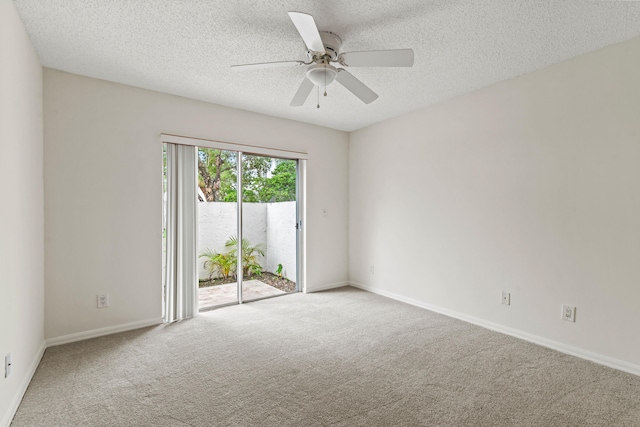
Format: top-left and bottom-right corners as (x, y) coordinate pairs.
(198, 280), (284, 309)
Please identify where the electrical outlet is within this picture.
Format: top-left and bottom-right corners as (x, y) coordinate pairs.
(369, 265), (375, 275)
(561, 304), (576, 322)
(97, 294), (109, 308)
(501, 291), (510, 306)
(5, 353), (11, 378)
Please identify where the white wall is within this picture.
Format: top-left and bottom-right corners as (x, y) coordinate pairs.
(349, 37), (640, 371)
(0, 1), (45, 425)
(197, 201), (297, 280)
(266, 201), (297, 280)
(44, 68), (349, 340)
(197, 202), (266, 279)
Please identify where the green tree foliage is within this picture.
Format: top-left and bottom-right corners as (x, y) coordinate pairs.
(257, 161), (296, 202)
(197, 149), (296, 203)
(197, 148), (236, 202)
(234, 154), (272, 202)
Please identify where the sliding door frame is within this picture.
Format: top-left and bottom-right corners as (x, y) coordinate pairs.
(161, 133), (308, 304)
(236, 151), (244, 304)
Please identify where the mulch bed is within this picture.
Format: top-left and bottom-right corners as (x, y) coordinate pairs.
(199, 272), (296, 293)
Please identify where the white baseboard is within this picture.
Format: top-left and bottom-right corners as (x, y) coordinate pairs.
(45, 318), (163, 347)
(1, 340), (46, 427)
(349, 281), (640, 378)
(305, 281), (350, 293)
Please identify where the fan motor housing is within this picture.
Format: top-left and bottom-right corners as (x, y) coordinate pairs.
(306, 31), (342, 61)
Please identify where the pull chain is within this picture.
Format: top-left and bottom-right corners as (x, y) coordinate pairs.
(316, 85), (320, 109)
(324, 65), (327, 97)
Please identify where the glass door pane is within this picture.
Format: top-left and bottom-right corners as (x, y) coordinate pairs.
(197, 148), (239, 310)
(241, 154), (298, 302)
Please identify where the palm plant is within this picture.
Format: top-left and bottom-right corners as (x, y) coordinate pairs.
(225, 236), (265, 277)
(199, 249), (236, 280)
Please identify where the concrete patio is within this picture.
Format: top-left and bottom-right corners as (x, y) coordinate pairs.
(198, 280), (284, 309)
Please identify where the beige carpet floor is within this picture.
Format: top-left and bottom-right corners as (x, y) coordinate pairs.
(11, 287), (640, 426)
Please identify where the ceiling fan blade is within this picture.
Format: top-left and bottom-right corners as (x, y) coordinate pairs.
(231, 60), (305, 70)
(290, 77), (315, 107)
(339, 49), (414, 67)
(288, 12), (326, 54)
(335, 69), (378, 104)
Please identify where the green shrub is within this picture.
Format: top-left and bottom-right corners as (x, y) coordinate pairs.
(199, 236), (265, 280)
(225, 236), (265, 278)
(199, 249), (236, 280)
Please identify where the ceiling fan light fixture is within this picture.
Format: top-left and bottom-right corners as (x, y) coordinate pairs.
(306, 63), (337, 87)
(232, 12), (414, 107)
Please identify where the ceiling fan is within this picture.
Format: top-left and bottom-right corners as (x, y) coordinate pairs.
(231, 12), (414, 107)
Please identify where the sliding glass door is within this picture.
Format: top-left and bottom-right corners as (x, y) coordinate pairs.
(163, 135), (305, 321)
(196, 149), (299, 311)
(196, 148), (239, 308)
(240, 154), (298, 303)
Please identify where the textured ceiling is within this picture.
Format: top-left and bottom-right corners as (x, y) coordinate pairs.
(13, 0), (640, 132)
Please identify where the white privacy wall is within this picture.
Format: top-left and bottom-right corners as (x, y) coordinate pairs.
(197, 202), (262, 279)
(196, 201), (296, 281)
(44, 69), (348, 340)
(0, 2), (44, 425)
(265, 201), (297, 280)
(349, 37), (640, 370)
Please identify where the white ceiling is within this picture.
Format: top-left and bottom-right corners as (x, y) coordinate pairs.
(13, 0), (640, 132)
